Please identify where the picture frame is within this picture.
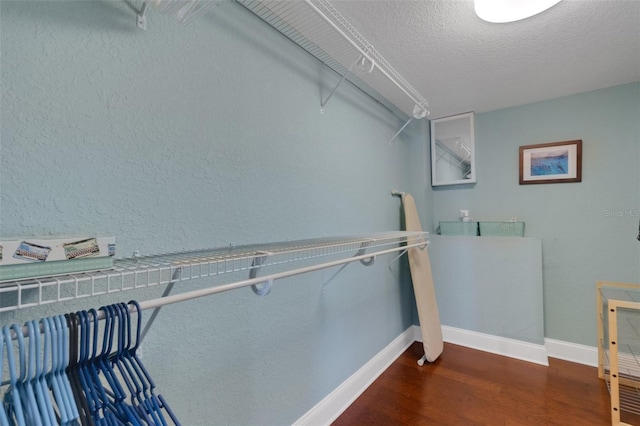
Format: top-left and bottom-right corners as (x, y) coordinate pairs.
(519, 140), (582, 185)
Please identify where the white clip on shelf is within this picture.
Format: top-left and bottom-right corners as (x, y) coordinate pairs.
(0, 232), (428, 314)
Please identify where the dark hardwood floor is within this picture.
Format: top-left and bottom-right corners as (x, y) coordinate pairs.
(333, 342), (640, 425)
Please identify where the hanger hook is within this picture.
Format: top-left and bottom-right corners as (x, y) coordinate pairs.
(128, 300), (143, 352)
(119, 303), (132, 353)
(98, 306), (112, 357)
(87, 308), (99, 360)
(11, 323), (27, 384)
(27, 321), (38, 382)
(252, 279), (274, 296)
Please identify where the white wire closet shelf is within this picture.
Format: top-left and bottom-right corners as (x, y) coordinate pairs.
(237, 0), (430, 120)
(0, 231), (428, 313)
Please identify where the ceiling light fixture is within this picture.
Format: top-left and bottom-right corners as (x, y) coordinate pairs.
(474, 0), (562, 23)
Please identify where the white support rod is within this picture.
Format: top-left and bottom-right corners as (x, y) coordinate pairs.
(4, 239), (427, 340)
(388, 117), (413, 145)
(137, 239), (425, 311)
(302, 0), (427, 114)
(321, 56), (360, 112)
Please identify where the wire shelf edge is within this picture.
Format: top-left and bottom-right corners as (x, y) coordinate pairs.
(0, 231), (428, 312)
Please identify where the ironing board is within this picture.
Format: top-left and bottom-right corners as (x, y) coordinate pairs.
(401, 192), (443, 364)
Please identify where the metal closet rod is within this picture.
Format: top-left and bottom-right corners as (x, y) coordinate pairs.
(6, 238), (427, 340)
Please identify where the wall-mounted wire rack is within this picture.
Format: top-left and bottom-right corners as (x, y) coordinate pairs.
(597, 281), (640, 425)
(237, 0), (430, 143)
(0, 232), (428, 314)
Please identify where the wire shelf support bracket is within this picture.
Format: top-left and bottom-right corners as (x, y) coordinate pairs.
(388, 105), (429, 145)
(321, 55), (374, 114)
(137, 1), (149, 30)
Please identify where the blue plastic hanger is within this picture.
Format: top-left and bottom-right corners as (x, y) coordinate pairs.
(68, 312), (95, 426)
(90, 307), (125, 426)
(18, 322), (37, 425)
(27, 320), (54, 426)
(3, 324), (26, 426)
(76, 311), (99, 426)
(13, 322), (41, 426)
(50, 316), (68, 420)
(54, 314), (80, 425)
(97, 305), (130, 424)
(85, 308), (112, 425)
(96, 307), (126, 425)
(128, 301), (179, 425)
(120, 302), (165, 425)
(88, 308), (125, 426)
(61, 315), (80, 425)
(108, 304), (144, 424)
(0, 332), (10, 426)
(32, 320), (57, 426)
(110, 303), (149, 424)
(42, 316), (69, 425)
(83, 310), (105, 423)
(112, 303), (149, 426)
(24, 321), (44, 425)
(52, 315), (75, 426)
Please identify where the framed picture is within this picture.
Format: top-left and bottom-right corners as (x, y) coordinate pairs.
(519, 140), (582, 185)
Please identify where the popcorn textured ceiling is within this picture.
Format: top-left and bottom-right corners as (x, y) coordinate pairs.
(331, 0), (640, 119)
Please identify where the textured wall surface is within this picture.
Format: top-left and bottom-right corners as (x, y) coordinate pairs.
(432, 82), (640, 346)
(0, 1), (430, 424)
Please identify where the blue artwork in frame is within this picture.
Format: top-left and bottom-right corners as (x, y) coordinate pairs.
(519, 140), (582, 184)
(530, 148), (569, 176)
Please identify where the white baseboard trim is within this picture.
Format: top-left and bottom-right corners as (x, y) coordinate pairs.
(293, 327), (599, 426)
(544, 338), (598, 367)
(415, 325), (549, 366)
(293, 326), (415, 426)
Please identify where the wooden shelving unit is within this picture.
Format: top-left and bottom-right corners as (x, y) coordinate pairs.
(597, 281), (640, 426)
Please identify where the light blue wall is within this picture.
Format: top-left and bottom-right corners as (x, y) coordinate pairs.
(432, 82), (640, 346)
(0, 1), (430, 424)
(429, 235), (544, 345)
